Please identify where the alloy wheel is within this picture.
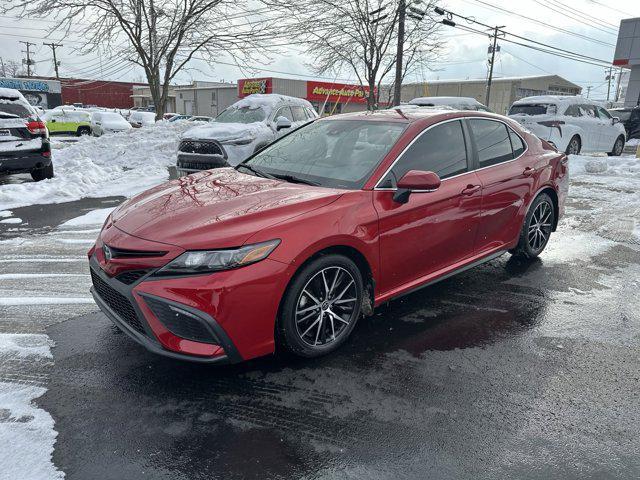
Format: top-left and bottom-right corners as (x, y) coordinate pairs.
(614, 138), (623, 156)
(295, 266), (359, 347)
(528, 201), (553, 252)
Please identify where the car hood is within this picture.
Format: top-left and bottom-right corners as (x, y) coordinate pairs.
(181, 121), (271, 143)
(111, 168), (343, 250)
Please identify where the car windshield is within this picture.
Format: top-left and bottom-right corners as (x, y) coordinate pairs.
(612, 110), (631, 121)
(0, 103), (32, 119)
(242, 120), (406, 189)
(509, 104), (555, 115)
(216, 106), (266, 124)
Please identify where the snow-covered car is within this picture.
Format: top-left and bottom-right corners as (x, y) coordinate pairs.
(188, 116), (213, 122)
(176, 94), (318, 175)
(43, 109), (92, 136)
(168, 115), (190, 122)
(508, 96), (626, 156)
(408, 96), (492, 112)
(91, 111), (132, 136)
(0, 87), (53, 181)
(129, 111), (156, 128)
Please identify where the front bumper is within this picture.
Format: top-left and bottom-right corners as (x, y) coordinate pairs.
(176, 152), (229, 175)
(0, 145), (51, 174)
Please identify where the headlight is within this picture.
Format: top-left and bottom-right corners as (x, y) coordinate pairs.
(220, 136), (255, 145)
(155, 239), (280, 276)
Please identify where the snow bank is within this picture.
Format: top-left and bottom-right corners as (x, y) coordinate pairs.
(569, 154), (640, 177)
(0, 121), (193, 210)
(61, 207), (114, 226)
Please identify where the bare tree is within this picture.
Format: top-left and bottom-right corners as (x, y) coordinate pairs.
(2, 0), (283, 118)
(0, 59), (25, 77)
(266, 0), (442, 110)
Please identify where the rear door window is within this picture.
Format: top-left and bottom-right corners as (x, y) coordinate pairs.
(291, 106), (307, 122)
(469, 119), (514, 167)
(564, 105), (583, 117)
(379, 120), (469, 187)
(275, 106), (294, 122)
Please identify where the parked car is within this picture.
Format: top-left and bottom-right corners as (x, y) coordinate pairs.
(168, 115), (190, 122)
(163, 112), (178, 120)
(128, 111), (156, 128)
(91, 112), (132, 136)
(508, 95), (626, 156)
(188, 116), (213, 122)
(176, 94), (318, 175)
(408, 96), (492, 112)
(89, 108), (568, 364)
(608, 106), (640, 140)
(43, 109), (92, 136)
(0, 87), (52, 181)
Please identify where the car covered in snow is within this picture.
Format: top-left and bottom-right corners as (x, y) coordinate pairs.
(176, 94), (318, 175)
(0, 87), (53, 181)
(129, 111), (157, 128)
(608, 106), (640, 141)
(91, 111), (132, 136)
(508, 95), (626, 156)
(43, 109), (92, 136)
(408, 96), (492, 112)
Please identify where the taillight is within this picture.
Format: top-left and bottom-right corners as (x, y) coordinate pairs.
(42, 150), (51, 158)
(26, 120), (47, 135)
(537, 120), (565, 127)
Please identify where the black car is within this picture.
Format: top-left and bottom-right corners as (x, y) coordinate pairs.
(0, 88), (52, 181)
(609, 106), (640, 140)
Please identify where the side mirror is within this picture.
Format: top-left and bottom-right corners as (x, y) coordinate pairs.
(393, 170), (441, 204)
(275, 116), (292, 131)
(612, 117), (620, 124)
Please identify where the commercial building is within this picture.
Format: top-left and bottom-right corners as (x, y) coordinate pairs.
(59, 78), (145, 109)
(132, 84), (178, 112)
(175, 81), (237, 117)
(614, 17), (640, 107)
(0, 77), (62, 108)
(400, 75), (582, 114)
(237, 77), (376, 114)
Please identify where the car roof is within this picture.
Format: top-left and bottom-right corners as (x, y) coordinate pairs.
(512, 95), (600, 106)
(232, 93), (314, 110)
(320, 108), (505, 125)
(409, 96), (484, 107)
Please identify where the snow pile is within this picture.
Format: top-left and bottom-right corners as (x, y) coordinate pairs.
(584, 160), (608, 174)
(61, 207), (114, 226)
(0, 121), (193, 210)
(570, 154), (640, 177)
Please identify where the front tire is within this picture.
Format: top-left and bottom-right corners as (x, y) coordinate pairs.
(608, 135), (625, 156)
(565, 135), (581, 155)
(31, 163), (54, 181)
(277, 254), (363, 358)
(511, 193), (555, 259)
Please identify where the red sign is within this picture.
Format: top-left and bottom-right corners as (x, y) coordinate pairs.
(306, 81), (373, 104)
(238, 78), (273, 97)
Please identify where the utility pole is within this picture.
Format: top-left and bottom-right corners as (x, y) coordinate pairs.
(43, 42), (63, 79)
(393, 0), (406, 106)
(19, 41), (36, 77)
(0, 57), (5, 77)
(586, 86), (592, 98)
(605, 66), (613, 102)
(485, 25), (505, 108)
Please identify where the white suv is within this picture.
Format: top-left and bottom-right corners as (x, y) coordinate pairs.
(508, 95), (626, 156)
(176, 94), (318, 175)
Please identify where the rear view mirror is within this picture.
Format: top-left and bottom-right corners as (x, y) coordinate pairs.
(393, 170), (441, 204)
(275, 116), (292, 131)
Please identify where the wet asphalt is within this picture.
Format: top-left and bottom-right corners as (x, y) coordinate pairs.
(2, 189), (639, 479)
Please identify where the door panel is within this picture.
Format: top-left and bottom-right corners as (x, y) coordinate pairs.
(374, 171), (482, 295)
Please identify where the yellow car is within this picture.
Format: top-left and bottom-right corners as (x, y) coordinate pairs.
(43, 109), (92, 136)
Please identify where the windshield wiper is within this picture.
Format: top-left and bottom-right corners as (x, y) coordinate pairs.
(236, 164), (276, 179)
(269, 173), (320, 186)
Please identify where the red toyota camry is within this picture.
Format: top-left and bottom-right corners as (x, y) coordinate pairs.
(89, 108), (568, 363)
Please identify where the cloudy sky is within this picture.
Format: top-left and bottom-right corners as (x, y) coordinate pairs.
(0, 0), (638, 100)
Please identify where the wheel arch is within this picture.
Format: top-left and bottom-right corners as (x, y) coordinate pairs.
(534, 186), (560, 232)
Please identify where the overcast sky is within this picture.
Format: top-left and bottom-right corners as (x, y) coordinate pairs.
(1, 0), (639, 100)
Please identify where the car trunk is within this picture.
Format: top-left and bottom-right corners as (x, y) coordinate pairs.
(508, 103), (557, 140)
(0, 116), (43, 153)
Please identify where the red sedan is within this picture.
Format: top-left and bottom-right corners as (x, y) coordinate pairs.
(89, 108), (568, 363)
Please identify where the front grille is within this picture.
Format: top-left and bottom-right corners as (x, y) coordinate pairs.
(91, 268), (146, 335)
(177, 159), (228, 171)
(144, 296), (218, 344)
(116, 269), (152, 285)
(179, 140), (224, 156)
(103, 245), (166, 259)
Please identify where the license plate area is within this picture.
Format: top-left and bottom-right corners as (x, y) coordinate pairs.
(0, 129), (10, 137)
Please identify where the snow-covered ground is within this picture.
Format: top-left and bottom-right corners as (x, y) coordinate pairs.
(0, 122), (192, 211)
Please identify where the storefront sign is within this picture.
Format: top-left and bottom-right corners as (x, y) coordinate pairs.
(0, 77), (61, 94)
(306, 81), (373, 104)
(238, 78), (272, 97)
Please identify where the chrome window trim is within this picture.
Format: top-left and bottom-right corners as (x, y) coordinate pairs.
(373, 116), (529, 191)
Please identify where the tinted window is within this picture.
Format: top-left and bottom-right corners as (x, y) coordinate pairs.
(509, 128), (525, 157)
(597, 107), (612, 119)
(469, 119), (514, 167)
(380, 120), (468, 187)
(276, 106), (294, 121)
(565, 105), (583, 117)
(580, 104), (598, 118)
(509, 104), (554, 115)
(291, 106), (306, 122)
(0, 103), (32, 118)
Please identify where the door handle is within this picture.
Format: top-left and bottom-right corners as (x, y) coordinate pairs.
(461, 184), (481, 195)
(522, 167), (535, 177)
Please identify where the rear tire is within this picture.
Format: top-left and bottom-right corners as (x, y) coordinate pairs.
(77, 127), (91, 136)
(511, 193), (555, 259)
(565, 135), (581, 155)
(276, 254), (363, 358)
(608, 135), (625, 156)
(31, 163), (54, 182)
